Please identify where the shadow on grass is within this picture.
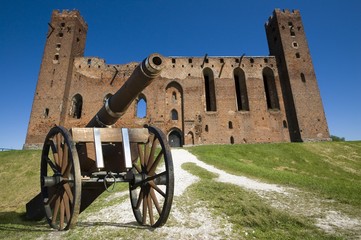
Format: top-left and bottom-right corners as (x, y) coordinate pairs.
(0, 211), (51, 233)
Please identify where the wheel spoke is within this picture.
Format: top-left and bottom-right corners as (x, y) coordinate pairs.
(63, 192), (71, 224)
(135, 187), (144, 209)
(52, 196), (61, 225)
(138, 144), (144, 168)
(144, 141), (150, 169)
(56, 134), (63, 168)
(59, 196), (65, 230)
(45, 156), (59, 173)
(149, 181), (166, 198)
(148, 150), (164, 176)
(63, 183), (74, 204)
(146, 135), (156, 172)
(142, 191), (148, 224)
(148, 193), (154, 226)
(61, 143), (68, 175)
(150, 188), (161, 215)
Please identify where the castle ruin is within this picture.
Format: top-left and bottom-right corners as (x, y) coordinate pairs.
(24, 9), (330, 149)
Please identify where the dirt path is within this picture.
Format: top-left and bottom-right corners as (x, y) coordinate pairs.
(39, 149), (361, 239)
(172, 149), (361, 238)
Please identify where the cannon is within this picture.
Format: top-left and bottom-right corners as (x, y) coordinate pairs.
(26, 53), (174, 230)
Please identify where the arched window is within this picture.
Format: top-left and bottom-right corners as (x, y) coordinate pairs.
(171, 109), (178, 120)
(234, 68), (249, 111)
(228, 121), (233, 129)
(70, 94), (83, 119)
(230, 136), (235, 144)
(203, 68), (217, 112)
(263, 67), (280, 110)
(136, 95), (147, 118)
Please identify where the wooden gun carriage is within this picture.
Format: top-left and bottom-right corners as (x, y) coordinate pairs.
(26, 53), (174, 230)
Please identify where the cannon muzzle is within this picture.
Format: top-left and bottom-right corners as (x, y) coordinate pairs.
(87, 53), (165, 127)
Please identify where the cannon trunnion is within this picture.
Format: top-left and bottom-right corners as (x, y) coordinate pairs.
(26, 54), (175, 230)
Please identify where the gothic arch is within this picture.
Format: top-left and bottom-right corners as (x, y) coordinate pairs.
(136, 93), (147, 118)
(233, 68), (249, 111)
(168, 128), (183, 147)
(262, 67), (280, 110)
(203, 67), (217, 112)
(70, 93), (83, 119)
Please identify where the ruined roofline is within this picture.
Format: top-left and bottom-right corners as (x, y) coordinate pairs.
(169, 55), (275, 58)
(52, 9), (88, 30)
(265, 8), (301, 27)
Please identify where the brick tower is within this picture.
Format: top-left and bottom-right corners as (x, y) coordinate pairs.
(265, 9), (330, 142)
(24, 10), (88, 149)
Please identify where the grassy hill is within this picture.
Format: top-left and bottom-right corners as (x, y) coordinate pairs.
(0, 141), (360, 239)
(188, 141), (361, 208)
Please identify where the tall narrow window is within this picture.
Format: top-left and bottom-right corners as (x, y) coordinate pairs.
(263, 67), (280, 110)
(234, 68), (250, 111)
(203, 68), (217, 111)
(228, 121), (233, 129)
(171, 109), (178, 120)
(44, 108), (49, 118)
(136, 96), (147, 118)
(70, 94), (83, 119)
(300, 73), (306, 83)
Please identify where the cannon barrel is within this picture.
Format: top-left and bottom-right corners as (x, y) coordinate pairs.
(87, 53), (165, 127)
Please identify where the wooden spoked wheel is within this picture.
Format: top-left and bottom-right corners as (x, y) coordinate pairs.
(129, 126), (174, 227)
(40, 126), (81, 230)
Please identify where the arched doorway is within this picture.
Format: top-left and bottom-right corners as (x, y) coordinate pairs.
(168, 129), (182, 147)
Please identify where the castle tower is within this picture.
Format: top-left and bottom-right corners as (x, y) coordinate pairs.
(24, 10), (88, 149)
(265, 9), (330, 142)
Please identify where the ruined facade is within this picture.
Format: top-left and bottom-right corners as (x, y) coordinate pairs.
(24, 9), (330, 149)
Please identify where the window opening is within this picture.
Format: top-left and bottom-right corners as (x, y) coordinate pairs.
(230, 136), (235, 144)
(188, 58), (192, 63)
(44, 108), (49, 118)
(136, 96), (147, 118)
(171, 109), (178, 120)
(205, 125), (209, 132)
(172, 91), (177, 101)
(203, 68), (217, 111)
(296, 52), (300, 58)
(228, 121), (233, 129)
(300, 73), (306, 83)
(87, 59), (92, 65)
(263, 67), (280, 110)
(172, 58), (176, 64)
(234, 68), (249, 111)
(70, 94), (83, 119)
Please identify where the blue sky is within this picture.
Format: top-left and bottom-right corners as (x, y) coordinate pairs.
(0, 0), (360, 149)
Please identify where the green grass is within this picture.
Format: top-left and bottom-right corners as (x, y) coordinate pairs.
(188, 141), (361, 207)
(0, 141), (360, 239)
(181, 162), (342, 239)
